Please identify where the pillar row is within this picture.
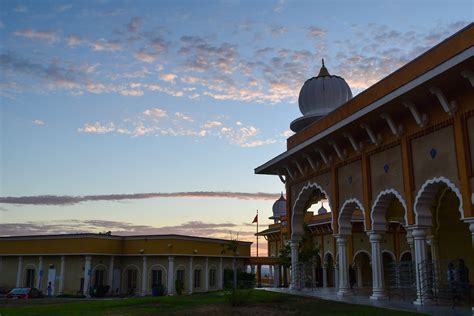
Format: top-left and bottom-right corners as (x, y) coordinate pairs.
(167, 256), (175, 295)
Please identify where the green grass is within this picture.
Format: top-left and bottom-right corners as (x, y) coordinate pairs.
(0, 289), (425, 316)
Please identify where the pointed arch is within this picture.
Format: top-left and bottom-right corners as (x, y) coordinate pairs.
(371, 189), (408, 231)
(414, 176), (463, 226)
(353, 250), (371, 262)
(292, 182), (332, 240)
(338, 198), (365, 235)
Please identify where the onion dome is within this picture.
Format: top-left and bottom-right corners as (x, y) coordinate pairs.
(290, 59), (353, 132)
(317, 202), (328, 215)
(270, 193), (286, 220)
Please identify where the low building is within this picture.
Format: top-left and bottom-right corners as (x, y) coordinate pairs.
(0, 233), (251, 296)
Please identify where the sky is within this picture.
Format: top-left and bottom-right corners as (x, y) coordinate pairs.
(0, 0), (471, 255)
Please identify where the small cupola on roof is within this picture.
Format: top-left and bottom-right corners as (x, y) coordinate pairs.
(269, 193), (286, 223)
(290, 59), (353, 132)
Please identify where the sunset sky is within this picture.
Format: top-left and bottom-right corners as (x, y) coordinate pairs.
(0, 0), (471, 255)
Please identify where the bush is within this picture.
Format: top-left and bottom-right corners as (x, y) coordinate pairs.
(175, 279), (184, 295)
(223, 269), (255, 289)
(152, 284), (166, 296)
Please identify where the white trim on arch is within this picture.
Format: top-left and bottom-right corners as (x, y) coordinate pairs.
(292, 181), (332, 240)
(414, 176), (464, 226)
(382, 250), (396, 262)
(338, 198), (365, 235)
(371, 188), (408, 231)
(323, 251), (334, 264)
(353, 250), (371, 263)
(148, 264), (167, 289)
(399, 250), (412, 261)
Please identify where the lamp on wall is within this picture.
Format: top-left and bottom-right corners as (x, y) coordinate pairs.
(139, 249), (144, 254)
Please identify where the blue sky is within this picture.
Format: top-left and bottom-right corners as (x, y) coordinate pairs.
(0, 0), (471, 255)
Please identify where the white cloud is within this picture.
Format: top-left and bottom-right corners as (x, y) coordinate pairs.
(78, 122), (115, 134)
(90, 39), (121, 52)
(175, 112), (194, 122)
(33, 119), (45, 126)
(14, 29), (58, 43)
(203, 121), (222, 129)
(67, 34), (82, 46)
(160, 73), (177, 83)
(135, 49), (157, 63)
(143, 108), (167, 118)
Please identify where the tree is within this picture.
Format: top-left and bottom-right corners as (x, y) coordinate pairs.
(221, 233), (240, 289)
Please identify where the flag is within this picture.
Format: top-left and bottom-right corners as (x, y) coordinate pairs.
(252, 214), (258, 223)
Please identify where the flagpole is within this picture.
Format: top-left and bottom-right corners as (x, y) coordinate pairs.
(256, 210), (259, 257)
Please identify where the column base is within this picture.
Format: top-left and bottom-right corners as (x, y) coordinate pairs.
(337, 288), (352, 296)
(413, 298), (433, 305)
(370, 292), (387, 300)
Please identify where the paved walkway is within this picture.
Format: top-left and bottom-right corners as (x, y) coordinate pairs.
(261, 287), (473, 316)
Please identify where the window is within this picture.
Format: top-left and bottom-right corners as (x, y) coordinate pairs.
(194, 269), (201, 288)
(25, 268), (35, 288)
(127, 269), (138, 290)
(209, 269), (216, 287)
(151, 269), (163, 287)
(94, 269), (105, 286)
(177, 269), (185, 284)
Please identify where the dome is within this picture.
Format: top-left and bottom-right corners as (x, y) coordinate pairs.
(270, 193), (286, 220)
(290, 60), (352, 132)
(317, 203), (328, 215)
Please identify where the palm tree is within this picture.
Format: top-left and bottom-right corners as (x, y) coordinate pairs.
(221, 233), (240, 289)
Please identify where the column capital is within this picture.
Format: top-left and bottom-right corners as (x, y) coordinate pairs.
(368, 232), (384, 243)
(335, 234), (349, 244)
(61, 255), (65, 262)
(168, 256), (174, 262)
(409, 227), (428, 239)
(85, 255), (92, 261)
(143, 256), (147, 262)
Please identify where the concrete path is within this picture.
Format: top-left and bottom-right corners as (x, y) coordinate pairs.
(261, 287), (473, 316)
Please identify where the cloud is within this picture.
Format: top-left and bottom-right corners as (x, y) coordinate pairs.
(0, 191), (281, 206)
(160, 73), (177, 83)
(273, 0), (286, 13)
(128, 17), (142, 33)
(175, 112), (194, 122)
(67, 34), (82, 46)
(90, 39), (121, 52)
(0, 206), (9, 212)
(55, 4), (73, 12)
(78, 122), (115, 134)
(135, 49), (157, 63)
(306, 26), (326, 39)
(14, 5), (27, 13)
(33, 119), (45, 126)
(14, 29), (58, 43)
(202, 121), (222, 129)
(268, 25), (288, 36)
(143, 108), (167, 119)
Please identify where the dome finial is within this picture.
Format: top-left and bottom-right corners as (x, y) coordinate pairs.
(318, 58), (330, 77)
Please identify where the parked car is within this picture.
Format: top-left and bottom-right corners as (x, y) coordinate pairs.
(6, 288), (44, 299)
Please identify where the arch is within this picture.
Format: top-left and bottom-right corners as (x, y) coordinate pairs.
(353, 250), (371, 263)
(414, 176), (463, 226)
(371, 189), (408, 231)
(292, 182), (332, 240)
(122, 264), (141, 294)
(382, 250), (396, 262)
(22, 263), (37, 287)
(323, 251), (334, 264)
(148, 264), (167, 289)
(399, 250), (412, 261)
(338, 198), (365, 235)
(91, 263), (108, 274)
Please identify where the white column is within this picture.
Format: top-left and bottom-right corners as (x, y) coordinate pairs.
(108, 256), (115, 293)
(36, 256), (44, 289)
(290, 239), (299, 290)
(141, 256), (147, 296)
(412, 227), (429, 305)
(16, 256), (23, 287)
(274, 264), (280, 287)
(250, 265), (255, 274)
(336, 235), (351, 296)
(188, 257), (193, 294)
(322, 263), (328, 288)
(334, 263), (339, 290)
(369, 232), (387, 300)
(167, 256), (175, 295)
(218, 258), (223, 290)
(204, 257), (209, 292)
(427, 235), (440, 295)
(269, 265), (274, 278)
(58, 256), (65, 295)
(83, 256), (92, 296)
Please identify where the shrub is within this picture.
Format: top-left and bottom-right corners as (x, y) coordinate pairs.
(152, 284), (166, 296)
(223, 270), (255, 289)
(175, 279), (184, 295)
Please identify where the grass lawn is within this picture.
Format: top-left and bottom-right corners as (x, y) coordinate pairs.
(0, 289), (425, 316)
